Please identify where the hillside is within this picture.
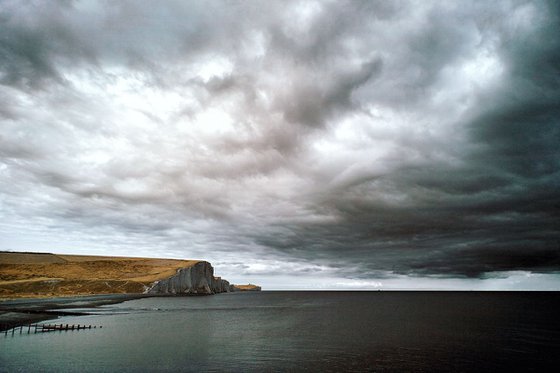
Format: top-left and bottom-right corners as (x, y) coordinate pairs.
(233, 284), (262, 291)
(0, 252), (199, 299)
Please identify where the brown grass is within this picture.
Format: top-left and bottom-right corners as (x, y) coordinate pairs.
(0, 252), (199, 299)
(0, 252), (67, 264)
(234, 284), (261, 291)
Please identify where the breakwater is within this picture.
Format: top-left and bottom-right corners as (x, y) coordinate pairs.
(4, 323), (101, 336)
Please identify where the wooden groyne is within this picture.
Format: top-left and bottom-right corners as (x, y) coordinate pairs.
(3, 323), (102, 336)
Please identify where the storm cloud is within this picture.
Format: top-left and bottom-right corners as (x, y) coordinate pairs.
(1, 0), (559, 289)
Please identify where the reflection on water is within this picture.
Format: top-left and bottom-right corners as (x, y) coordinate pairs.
(2, 292), (560, 372)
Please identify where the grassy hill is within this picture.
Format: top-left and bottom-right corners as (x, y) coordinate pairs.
(0, 252), (198, 299)
(233, 284), (262, 291)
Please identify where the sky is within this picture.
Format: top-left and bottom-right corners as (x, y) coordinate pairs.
(1, 0), (559, 290)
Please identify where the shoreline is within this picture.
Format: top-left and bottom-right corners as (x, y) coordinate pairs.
(0, 292), (243, 331)
(0, 293), (148, 331)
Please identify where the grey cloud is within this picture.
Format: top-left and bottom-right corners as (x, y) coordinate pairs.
(0, 136), (41, 159)
(0, 1), (95, 89)
(278, 58), (383, 128)
(1, 0), (559, 287)
(0, 16), (60, 88)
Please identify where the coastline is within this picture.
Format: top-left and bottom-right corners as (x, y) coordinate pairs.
(1, 253), (261, 331)
(0, 293), (147, 331)
(1, 291), (255, 331)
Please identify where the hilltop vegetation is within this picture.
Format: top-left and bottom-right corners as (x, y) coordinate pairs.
(0, 252), (198, 299)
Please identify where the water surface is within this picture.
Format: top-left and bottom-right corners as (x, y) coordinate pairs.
(2, 292), (560, 372)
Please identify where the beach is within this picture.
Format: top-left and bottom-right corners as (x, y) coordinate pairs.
(0, 294), (146, 331)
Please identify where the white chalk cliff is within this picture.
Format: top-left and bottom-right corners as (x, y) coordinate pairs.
(146, 261), (234, 295)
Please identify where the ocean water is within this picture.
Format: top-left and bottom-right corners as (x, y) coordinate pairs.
(2, 292), (560, 372)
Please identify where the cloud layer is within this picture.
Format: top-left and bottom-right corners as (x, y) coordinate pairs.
(1, 0), (559, 288)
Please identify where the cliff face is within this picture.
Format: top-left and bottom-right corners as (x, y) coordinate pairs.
(0, 252), (258, 299)
(146, 261), (233, 295)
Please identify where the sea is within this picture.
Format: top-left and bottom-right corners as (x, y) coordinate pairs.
(2, 291), (560, 372)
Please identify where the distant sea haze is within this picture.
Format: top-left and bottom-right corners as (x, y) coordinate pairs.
(3, 291), (560, 372)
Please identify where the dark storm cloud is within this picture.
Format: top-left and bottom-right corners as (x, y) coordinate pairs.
(247, 0), (560, 278)
(1, 0), (559, 286)
(0, 16), (60, 88)
(0, 0), (93, 88)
